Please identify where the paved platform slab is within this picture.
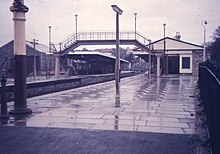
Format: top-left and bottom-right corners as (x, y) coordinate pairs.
(0, 74), (205, 153)
(4, 74), (197, 135)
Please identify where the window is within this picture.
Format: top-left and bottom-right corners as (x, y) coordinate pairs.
(182, 57), (190, 69)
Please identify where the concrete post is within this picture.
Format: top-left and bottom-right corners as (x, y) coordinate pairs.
(155, 53), (162, 77)
(9, 0), (32, 115)
(55, 55), (60, 77)
(32, 38), (38, 79)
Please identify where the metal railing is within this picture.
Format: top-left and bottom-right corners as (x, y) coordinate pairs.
(52, 31), (150, 52)
(198, 60), (220, 154)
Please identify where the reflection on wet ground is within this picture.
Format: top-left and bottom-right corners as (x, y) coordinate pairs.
(4, 74), (198, 134)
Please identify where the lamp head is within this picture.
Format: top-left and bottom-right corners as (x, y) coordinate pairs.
(134, 13), (137, 18)
(201, 20), (208, 28)
(111, 5), (123, 15)
(163, 23), (166, 29)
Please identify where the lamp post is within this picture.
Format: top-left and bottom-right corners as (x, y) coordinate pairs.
(9, 0), (32, 115)
(75, 14), (78, 40)
(111, 5), (123, 105)
(134, 13), (137, 40)
(201, 20), (207, 62)
(48, 26), (52, 53)
(163, 23), (167, 75)
(148, 39), (152, 79)
(47, 26), (52, 78)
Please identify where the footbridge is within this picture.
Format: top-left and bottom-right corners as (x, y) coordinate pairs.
(51, 31), (150, 54)
(51, 31), (151, 77)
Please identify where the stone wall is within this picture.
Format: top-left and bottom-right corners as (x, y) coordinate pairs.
(193, 51), (211, 76)
(1, 72), (135, 102)
(0, 41), (14, 76)
(193, 51), (203, 75)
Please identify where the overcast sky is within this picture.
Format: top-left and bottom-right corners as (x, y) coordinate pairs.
(1, 0), (220, 48)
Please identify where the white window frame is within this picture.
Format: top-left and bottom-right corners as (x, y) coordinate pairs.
(179, 54), (192, 74)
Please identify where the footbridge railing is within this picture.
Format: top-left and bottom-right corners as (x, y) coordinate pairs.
(51, 31), (150, 52)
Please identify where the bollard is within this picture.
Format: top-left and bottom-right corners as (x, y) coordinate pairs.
(0, 76), (9, 119)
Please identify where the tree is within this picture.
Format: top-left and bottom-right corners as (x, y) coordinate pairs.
(124, 53), (134, 63)
(209, 26), (220, 63)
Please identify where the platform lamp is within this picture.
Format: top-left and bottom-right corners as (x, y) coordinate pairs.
(134, 13), (137, 40)
(75, 14), (78, 40)
(201, 20), (207, 62)
(111, 5), (123, 106)
(163, 23), (168, 75)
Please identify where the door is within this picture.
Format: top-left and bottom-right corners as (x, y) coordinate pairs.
(168, 55), (179, 74)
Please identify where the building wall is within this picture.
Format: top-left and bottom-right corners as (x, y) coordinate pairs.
(0, 41), (55, 77)
(154, 50), (205, 75)
(193, 51), (204, 75)
(151, 38), (204, 76)
(0, 41), (14, 76)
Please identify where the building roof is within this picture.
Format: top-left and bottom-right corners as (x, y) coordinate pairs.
(0, 40), (51, 54)
(147, 37), (203, 51)
(134, 37), (203, 52)
(68, 51), (129, 63)
(26, 41), (51, 54)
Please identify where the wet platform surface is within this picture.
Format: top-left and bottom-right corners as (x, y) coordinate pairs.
(5, 74), (197, 135)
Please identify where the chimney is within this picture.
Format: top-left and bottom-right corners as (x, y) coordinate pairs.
(175, 32), (181, 40)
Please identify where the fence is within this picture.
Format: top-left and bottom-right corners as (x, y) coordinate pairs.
(198, 60), (220, 154)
